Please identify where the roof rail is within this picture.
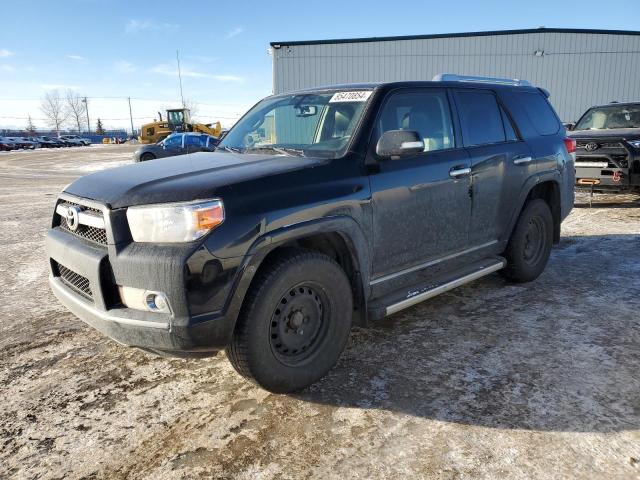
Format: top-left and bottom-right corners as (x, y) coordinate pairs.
(432, 73), (532, 87)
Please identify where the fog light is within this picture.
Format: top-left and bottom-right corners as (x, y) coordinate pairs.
(118, 286), (171, 314)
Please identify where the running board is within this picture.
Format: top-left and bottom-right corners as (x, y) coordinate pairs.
(368, 257), (506, 319)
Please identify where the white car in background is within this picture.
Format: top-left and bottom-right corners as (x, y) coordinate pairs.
(59, 134), (91, 146)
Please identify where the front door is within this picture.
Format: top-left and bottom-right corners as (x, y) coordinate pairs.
(368, 88), (472, 288)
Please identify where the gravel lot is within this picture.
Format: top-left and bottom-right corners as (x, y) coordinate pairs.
(1, 145), (639, 480)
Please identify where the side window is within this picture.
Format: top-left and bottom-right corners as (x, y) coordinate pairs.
(184, 135), (201, 147)
(501, 107), (519, 141)
(455, 91), (506, 146)
(164, 135), (183, 147)
(376, 89), (455, 152)
(512, 91), (560, 135)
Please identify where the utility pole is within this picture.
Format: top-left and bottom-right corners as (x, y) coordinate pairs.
(83, 97), (90, 133)
(127, 97), (135, 137)
(176, 49), (185, 107)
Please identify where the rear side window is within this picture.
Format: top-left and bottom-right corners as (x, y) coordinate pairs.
(501, 107), (519, 141)
(512, 91), (560, 135)
(455, 91), (505, 146)
(185, 135), (201, 146)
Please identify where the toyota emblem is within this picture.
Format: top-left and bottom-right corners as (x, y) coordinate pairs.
(584, 142), (598, 151)
(65, 206), (81, 231)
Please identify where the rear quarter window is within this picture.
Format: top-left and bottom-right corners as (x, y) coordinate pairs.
(512, 91), (560, 136)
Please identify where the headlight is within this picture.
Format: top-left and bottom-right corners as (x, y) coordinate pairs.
(628, 140), (640, 149)
(126, 199), (224, 243)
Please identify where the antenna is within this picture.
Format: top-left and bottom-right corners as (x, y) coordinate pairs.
(176, 49), (185, 108)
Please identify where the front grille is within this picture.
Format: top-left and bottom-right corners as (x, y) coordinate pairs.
(56, 201), (108, 245)
(56, 263), (93, 300)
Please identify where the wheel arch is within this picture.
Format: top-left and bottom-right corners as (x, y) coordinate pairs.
(506, 173), (562, 245)
(225, 217), (371, 330)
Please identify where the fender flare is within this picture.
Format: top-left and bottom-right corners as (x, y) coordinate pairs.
(221, 215), (371, 330)
(503, 170), (562, 244)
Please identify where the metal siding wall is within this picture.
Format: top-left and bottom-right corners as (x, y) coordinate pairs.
(272, 32), (640, 121)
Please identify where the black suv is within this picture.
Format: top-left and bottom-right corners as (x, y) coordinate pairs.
(568, 102), (640, 192)
(46, 76), (575, 392)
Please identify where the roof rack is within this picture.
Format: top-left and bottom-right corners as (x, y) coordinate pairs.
(432, 73), (532, 87)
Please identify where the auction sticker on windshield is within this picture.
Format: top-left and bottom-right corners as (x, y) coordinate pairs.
(329, 91), (373, 103)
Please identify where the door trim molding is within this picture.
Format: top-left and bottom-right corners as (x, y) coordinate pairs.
(369, 240), (498, 286)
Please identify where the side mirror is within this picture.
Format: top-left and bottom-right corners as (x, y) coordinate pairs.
(376, 130), (424, 159)
(563, 122), (575, 131)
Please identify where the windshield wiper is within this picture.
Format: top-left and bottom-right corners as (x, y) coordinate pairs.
(247, 146), (305, 157)
(219, 145), (242, 153)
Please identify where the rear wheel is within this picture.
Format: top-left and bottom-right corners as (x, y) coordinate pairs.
(502, 199), (553, 283)
(227, 249), (353, 393)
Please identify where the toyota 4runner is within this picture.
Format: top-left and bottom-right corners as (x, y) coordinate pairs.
(46, 75), (575, 393)
(568, 101), (640, 192)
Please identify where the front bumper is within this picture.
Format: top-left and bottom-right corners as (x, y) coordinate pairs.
(46, 219), (238, 356)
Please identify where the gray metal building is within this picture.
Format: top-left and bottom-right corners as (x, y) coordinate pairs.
(270, 28), (640, 122)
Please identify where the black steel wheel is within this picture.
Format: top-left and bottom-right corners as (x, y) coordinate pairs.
(227, 249), (353, 393)
(502, 199), (553, 283)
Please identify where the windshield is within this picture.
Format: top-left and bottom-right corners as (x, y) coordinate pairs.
(218, 90), (372, 158)
(575, 104), (640, 130)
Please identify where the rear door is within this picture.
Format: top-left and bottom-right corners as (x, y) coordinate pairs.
(368, 88), (472, 284)
(453, 89), (534, 246)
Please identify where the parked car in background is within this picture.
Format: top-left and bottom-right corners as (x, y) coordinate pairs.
(0, 137), (18, 151)
(3, 137), (25, 149)
(34, 136), (59, 148)
(568, 102), (640, 192)
(133, 132), (219, 162)
(20, 137), (40, 149)
(46, 76), (575, 393)
(60, 134), (91, 146)
(41, 136), (66, 147)
(57, 136), (82, 147)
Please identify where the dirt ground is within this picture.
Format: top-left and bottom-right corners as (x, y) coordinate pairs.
(0, 145), (639, 480)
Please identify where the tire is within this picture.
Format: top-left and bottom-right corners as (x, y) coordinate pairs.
(140, 153), (155, 162)
(227, 249), (353, 393)
(502, 199), (553, 283)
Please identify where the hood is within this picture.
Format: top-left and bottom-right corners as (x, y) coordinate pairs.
(568, 128), (640, 140)
(65, 151), (326, 209)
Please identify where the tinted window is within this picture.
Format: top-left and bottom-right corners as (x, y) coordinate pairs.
(501, 107), (518, 141)
(512, 91), (560, 135)
(163, 135), (182, 147)
(455, 91), (505, 146)
(376, 89), (455, 152)
(184, 135), (202, 146)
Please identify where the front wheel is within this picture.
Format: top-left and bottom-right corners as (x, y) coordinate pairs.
(502, 199), (553, 283)
(140, 153), (155, 162)
(227, 250), (353, 393)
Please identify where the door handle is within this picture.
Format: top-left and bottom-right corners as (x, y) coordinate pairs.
(449, 166), (471, 178)
(513, 156), (532, 165)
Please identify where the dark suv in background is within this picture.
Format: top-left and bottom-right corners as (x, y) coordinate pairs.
(46, 75), (575, 393)
(568, 102), (640, 192)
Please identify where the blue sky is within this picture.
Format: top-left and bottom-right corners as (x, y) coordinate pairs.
(1, 0), (638, 130)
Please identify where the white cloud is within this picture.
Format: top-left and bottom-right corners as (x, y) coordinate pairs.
(125, 19), (179, 34)
(0, 49), (14, 58)
(225, 27), (244, 39)
(151, 63), (244, 82)
(66, 54), (84, 61)
(114, 60), (137, 73)
(1, 65), (15, 72)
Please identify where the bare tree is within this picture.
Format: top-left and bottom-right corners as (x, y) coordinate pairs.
(65, 91), (87, 133)
(40, 90), (69, 135)
(25, 115), (36, 136)
(183, 99), (199, 121)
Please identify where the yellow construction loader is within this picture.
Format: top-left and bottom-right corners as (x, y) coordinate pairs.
(138, 108), (222, 144)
